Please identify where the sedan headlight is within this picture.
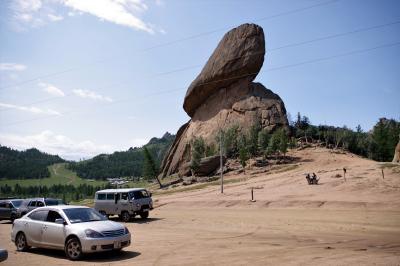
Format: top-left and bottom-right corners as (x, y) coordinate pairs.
(85, 229), (103, 238)
(124, 226), (130, 234)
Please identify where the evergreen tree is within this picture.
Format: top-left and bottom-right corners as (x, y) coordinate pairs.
(248, 123), (260, 157)
(238, 134), (249, 172)
(190, 137), (205, 177)
(258, 130), (270, 157)
(279, 129), (288, 156)
(143, 147), (162, 188)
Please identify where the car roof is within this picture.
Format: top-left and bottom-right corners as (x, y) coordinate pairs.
(33, 205), (89, 211)
(0, 199), (23, 202)
(96, 188), (146, 193)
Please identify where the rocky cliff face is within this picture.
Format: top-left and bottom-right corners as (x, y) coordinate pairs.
(160, 23), (289, 178)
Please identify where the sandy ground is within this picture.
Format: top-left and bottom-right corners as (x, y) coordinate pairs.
(1, 147), (399, 265)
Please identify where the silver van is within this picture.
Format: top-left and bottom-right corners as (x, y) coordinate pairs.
(94, 188), (153, 222)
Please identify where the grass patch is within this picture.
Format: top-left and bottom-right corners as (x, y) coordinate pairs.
(0, 163), (108, 188)
(379, 163), (399, 169)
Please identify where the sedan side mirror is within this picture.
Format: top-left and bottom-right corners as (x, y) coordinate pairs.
(55, 218), (65, 225)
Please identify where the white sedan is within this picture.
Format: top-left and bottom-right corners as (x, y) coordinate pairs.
(11, 205), (131, 260)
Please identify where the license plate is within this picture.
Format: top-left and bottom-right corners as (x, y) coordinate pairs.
(114, 241), (121, 249)
(142, 209), (149, 212)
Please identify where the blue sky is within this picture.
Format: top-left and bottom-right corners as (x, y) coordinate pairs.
(0, 0), (399, 160)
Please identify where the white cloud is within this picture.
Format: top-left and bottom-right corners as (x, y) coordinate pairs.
(0, 63), (27, 71)
(8, 0), (160, 34)
(72, 89), (113, 102)
(38, 82), (65, 97)
(48, 13), (63, 21)
(62, 0), (154, 33)
(0, 130), (115, 160)
(129, 137), (149, 148)
(0, 102), (61, 115)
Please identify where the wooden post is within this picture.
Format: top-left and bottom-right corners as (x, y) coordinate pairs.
(250, 188), (256, 202)
(343, 167), (347, 182)
(381, 169), (385, 179)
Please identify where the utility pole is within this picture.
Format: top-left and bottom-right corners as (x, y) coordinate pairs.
(220, 130), (224, 194)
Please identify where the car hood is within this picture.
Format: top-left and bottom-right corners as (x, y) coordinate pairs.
(68, 220), (125, 232)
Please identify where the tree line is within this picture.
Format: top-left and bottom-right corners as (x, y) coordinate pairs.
(0, 183), (113, 203)
(188, 115), (400, 173)
(68, 133), (175, 180)
(0, 146), (64, 179)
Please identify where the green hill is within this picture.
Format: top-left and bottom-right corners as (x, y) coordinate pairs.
(68, 132), (175, 180)
(0, 146), (65, 179)
(0, 163), (107, 188)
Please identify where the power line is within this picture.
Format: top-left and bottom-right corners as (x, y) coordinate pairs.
(2, 40), (399, 128)
(5, 17), (398, 112)
(0, 0), (339, 92)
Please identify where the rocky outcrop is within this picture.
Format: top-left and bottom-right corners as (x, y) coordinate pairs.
(178, 155), (227, 177)
(184, 24), (265, 117)
(160, 23), (288, 178)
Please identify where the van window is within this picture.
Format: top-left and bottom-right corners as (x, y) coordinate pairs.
(97, 193), (106, 200)
(28, 201), (36, 207)
(0, 202), (6, 208)
(121, 193), (128, 201)
(37, 201), (45, 207)
(106, 193), (114, 200)
(130, 190), (149, 199)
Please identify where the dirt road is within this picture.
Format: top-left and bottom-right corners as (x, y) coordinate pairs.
(1, 207), (399, 265)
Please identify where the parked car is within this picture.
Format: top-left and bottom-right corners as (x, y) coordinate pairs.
(94, 188), (153, 222)
(0, 249), (7, 262)
(11, 205), (131, 260)
(17, 198), (64, 218)
(0, 199), (23, 222)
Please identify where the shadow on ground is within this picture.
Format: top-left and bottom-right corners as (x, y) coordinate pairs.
(26, 248), (140, 262)
(109, 217), (164, 224)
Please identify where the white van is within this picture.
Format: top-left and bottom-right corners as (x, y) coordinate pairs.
(94, 188), (153, 222)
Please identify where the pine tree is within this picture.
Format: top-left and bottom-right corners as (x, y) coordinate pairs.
(190, 137), (204, 177)
(279, 130), (288, 156)
(238, 135), (249, 173)
(143, 147), (162, 188)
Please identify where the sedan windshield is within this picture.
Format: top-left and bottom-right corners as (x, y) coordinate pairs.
(63, 208), (107, 224)
(11, 200), (23, 208)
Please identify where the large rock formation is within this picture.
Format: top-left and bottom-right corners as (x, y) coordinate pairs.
(160, 23), (289, 178)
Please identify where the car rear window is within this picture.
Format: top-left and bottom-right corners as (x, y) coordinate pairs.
(29, 210), (49, 221)
(45, 199), (59, 206)
(11, 200), (22, 207)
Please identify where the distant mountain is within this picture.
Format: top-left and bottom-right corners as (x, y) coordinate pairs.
(0, 146), (65, 179)
(68, 132), (175, 179)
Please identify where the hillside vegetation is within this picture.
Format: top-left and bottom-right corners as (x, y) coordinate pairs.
(68, 132), (175, 179)
(0, 146), (64, 179)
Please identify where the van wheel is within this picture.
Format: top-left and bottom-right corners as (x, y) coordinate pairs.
(120, 211), (131, 223)
(16, 232), (30, 251)
(139, 211), (149, 219)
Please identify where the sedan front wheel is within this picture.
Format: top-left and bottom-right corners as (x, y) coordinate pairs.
(65, 237), (83, 260)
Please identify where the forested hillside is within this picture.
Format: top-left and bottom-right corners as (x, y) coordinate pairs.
(68, 132), (175, 179)
(0, 146), (65, 179)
